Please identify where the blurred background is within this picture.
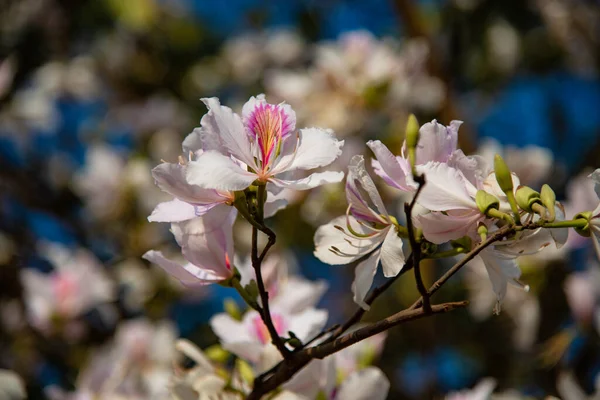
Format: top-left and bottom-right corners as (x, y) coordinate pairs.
(1, 0), (600, 398)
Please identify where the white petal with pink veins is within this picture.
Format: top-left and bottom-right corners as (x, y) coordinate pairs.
(417, 209), (483, 244)
(367, 140), (414, 191)
(415, 120), (461, 164)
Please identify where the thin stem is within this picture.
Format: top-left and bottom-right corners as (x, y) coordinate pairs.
(405, 174), (431, 312)
(542, 219), (588, 229)
(251, 184), (289, 359)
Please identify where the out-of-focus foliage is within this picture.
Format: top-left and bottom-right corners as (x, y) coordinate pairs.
(0, 0), (599, 398)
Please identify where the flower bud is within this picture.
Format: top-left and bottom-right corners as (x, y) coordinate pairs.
(540, 184), (556, 221)
(204, 344), (230, 363)
(405, 114), (420, 149)
(573, 211), (592, 237)
(224, 299), (242, 321)
(476, 190), (500, 214)
(236, 359), (255, 383)
(451, 236), (472, 252)
(493, 154), (513, 193)
(515, 186), (541, 212)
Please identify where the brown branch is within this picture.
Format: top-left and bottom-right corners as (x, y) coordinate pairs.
(248, 300), (468, 399)
(405, 174), (431, 312)
(250, 184), (289, 359)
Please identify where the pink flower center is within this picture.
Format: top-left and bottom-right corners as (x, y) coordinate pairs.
(246, 103), (292, 169)
(251, 313), (287, 345)
(52, 273), (78, 315)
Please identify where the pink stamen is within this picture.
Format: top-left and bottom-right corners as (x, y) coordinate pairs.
(246, 103), (292, 168)
(251, 313), (287, 345)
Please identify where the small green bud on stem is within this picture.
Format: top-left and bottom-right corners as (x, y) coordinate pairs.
(515, 186), (541, 212)
(540, 184), (556, 221)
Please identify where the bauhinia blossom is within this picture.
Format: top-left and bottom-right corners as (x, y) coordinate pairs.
(314, 155), (405, 309)
(210, 305), (328, 372)
(586, 169), (600, 259)
(184, 95), (344, 192)
(367, 119), (465, 192)
(143, 206), (236, 286)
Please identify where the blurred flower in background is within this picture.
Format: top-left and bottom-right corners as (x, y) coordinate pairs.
(1, 0), (600, 399)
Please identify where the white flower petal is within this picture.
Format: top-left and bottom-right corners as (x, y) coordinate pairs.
(186, 151), (257, 191)
(148, 199), (198, 223)
(210, 313), (253, 344)
(416, 120), (460, 164)
(479, 250), (522, 303)
(199, 97), (256, 168)
(270, 171), (344, 190)
(367, 140), (414, 191)
(314, 216), (383, 265)
(348, 155), (388, 216)
(416, 162), (477, 211)
(271, 277), (328, 313)
(152, 162), (229, 204)
(589, 168), (600, 199)
(380, 227), (405, 277)
(352, 249), (381, 310)
(417, 209), (483, 244)
(336, 367), (390, 400)
(275, 128), (343, 172)
(142, 250), (221, 286)
(287, 308), (329, 342)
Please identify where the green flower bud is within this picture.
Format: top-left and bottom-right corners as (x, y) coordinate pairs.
(451, 236), (472, 252)
(478, 223), (488, 241)
(476, 190), (500, 214)
(204, 344), (230, 363)
(515, 186), (541, 212)
(540, 184), (556, 221)
(235, 359), (255, 384)
(224, 299), (242, 321)
(493, 154), (513, 193)
(405, 114), (420, 149)
(573, 211), (592, 237)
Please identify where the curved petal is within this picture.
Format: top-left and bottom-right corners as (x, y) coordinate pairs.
(416, 162), (476, 211)
(417, 209), (483, 244)
(271, 277), (328, 313)
(336, 367), (390, 400)
(287, 308), (328, 342)
(415, 120), (460, 164)
(270, 171), (344, 190)
(273, 128), (343, 173)
(148, 199), (198, 223)
(186, 151), (257, 191)
(380, 227), (405, 277)
(314, 216), (383, 265)
(210, 313), (253, 343)
(142, 250), (222, 286)
(152, 162), (230, 205)
(589, 168), (600, 199)
(367, 140), (414, 191)
(447, 150), (488, 190)
(352, 249), (381, 310)
(479, 250), (523, 304)
(348, 155), (388, 216)
(199, 97), (256, 168)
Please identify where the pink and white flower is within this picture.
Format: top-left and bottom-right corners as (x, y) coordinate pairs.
(143, 206), (236, 286)
(210, 306), (328, 372)
(184, 95), (344, 192)
(20, 242), (116, 334)
(314, 156), (405, 309)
